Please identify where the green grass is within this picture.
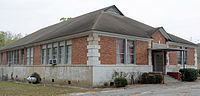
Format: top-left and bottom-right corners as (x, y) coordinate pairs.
(0, 81), (101, 96)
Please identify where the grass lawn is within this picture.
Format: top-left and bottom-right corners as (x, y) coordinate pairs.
(0, 81), (101, 96)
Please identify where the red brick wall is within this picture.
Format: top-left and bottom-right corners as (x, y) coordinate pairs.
(152, 31), (166, 44)
(24, 48), (26, 65)
(3, 52), (6, 65)
(99, 36), (116, 64)
(19, 49), (21, 65)
(33, 45), (41, 65)
(72, 36), (88, 64)
(188, 48), (195, 65)
(169, 45), (178, 65)
(136, 40), (149, 65)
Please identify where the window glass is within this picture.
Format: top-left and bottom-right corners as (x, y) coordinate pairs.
(177, 46), (182, 64)
(21, 49), (24, 64)
(59, 46), (64, 64)
(67, 45), (72, 64)
(184, 47), (188, 64)
(116, 39), (124, 64)
(127, 40), (135, 64)
(26, 48), (30, 65)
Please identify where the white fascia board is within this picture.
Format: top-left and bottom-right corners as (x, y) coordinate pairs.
(167, 41), (197, 48)
(158, 28), (172, 41)
(92, 30), (152, 42)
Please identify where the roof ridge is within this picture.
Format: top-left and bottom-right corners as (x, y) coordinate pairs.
(91, 11), (104, 30)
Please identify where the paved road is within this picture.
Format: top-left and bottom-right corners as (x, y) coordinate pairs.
(62, 80), (200, 96)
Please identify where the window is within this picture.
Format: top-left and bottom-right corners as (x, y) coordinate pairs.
(47, 44), (52, 64)
(177, 46), (188, 65)
(52, 43), (58, 60)
(0, 53), (3, 64)
(41, 40), (72, 65)
(116, 39), (135, 64)
(116, 39), (125, 64)
(21, 49), (24, 64)
(58, 41), (64, 64)
(127, 40), (135, 64)
(184, 47), (188, 64)
(66, 41), (72, 64)
(26, 47), (33, 65)
(177, 46), (182, 64)
(41, 45), (46, 64)
(6, 50), (19, 65)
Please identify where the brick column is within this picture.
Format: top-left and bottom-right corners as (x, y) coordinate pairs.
(24, 48), (26, 65)
(3, 52), (6, 65)
(33, 45), (41, 65)
(19, 49), (21, 65)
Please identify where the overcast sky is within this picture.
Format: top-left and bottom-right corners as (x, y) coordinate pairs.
(0, 0), (200, 43)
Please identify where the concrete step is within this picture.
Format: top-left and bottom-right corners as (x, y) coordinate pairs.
(164, 75), (180, 84)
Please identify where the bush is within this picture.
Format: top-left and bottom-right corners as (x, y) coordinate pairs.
(141, 73), (163, 84)
(155, 74), (163, 83)
(148, 74), (156, 84)
(114, 77), (128, 87)
(179, 68), (198, 81)
(104, 82), (108, 86)
(141, 73), (149, 84)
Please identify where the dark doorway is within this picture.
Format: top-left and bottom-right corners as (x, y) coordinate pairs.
(153, 51), (166, 73)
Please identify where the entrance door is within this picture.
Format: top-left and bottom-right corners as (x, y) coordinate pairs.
(153, 52), (165, 72)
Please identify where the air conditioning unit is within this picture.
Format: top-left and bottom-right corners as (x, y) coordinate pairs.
(49, 59), (57, 65)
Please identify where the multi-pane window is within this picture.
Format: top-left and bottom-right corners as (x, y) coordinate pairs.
(177, 46), (182, 64)
(6, 50), (19, 65)
(26, 47), (33, 65)
(116, 39), (125, 64)
(1, 53), (2, 65)
(184, 47), (188, 64)
(116, 39), (135, 64)
(21, 49), (24, 64)
(177, 46), (188, 65)
(58, 41), (65, 64)
(47, 44), (52, 64)
(66, 40), (72, 64)
(52, 43), (58, 60)
(41, 45), (46, 64)
(41, 40), (72, 65)
(127, 40), (135, 64)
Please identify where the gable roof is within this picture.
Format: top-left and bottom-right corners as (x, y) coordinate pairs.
(0, 5), (196, 51)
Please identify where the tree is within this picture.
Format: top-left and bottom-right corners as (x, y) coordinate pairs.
(0, 31), (22, 48)
(60, 17), (72, 21)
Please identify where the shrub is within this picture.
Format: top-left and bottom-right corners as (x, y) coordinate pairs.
(154, 74), (163, 83)
(148, 74), (156, 84)
(179, 68), (198, 81)
(104, 82), (108, 86)
(114, 77), (128, 87)
(141, 73), (163, 84)
(141, 73), (149, 84)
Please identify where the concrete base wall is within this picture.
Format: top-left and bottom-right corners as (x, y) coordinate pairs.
(92, 65), (152, 87)
(0, 65), (93, 87)
(166, 65), (197, 72)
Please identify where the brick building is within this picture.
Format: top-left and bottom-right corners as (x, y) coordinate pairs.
(0, 5), (197, 87)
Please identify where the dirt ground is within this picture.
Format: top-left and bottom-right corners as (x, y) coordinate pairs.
(0, 81), (101, 96)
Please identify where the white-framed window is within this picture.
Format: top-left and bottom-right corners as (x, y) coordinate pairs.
(116, 39), (135, 64)
(184, 47), (188, 65)
(6, 50), (19, 65)
(21, 49), (24, 64)
(177, 46), (188, 65)
(58, 41), (65, 64)
(177, 46), (182, 64)
(26, 47), (33, 65)
(41, 40), (72, 65)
